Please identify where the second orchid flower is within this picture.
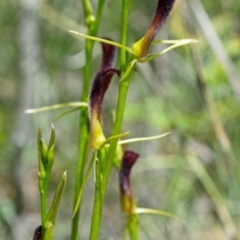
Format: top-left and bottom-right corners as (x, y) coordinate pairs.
(89, 38), (120, 150)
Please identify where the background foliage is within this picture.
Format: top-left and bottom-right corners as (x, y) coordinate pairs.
(1, 0), (240, 239)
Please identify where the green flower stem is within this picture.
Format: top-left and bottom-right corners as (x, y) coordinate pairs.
(120, 0), (131, 72)
(82, 0), (95, 27)
(43, 222), (54, 240)
(38, 134), (47, 225)
(71, 116), (89, 240)
(102, 0), (133, 202)
(39, 180), (47, 225)
(40, 168), (51, 226)
(37, 126), (55, 239)
(88, 59), (136, 239)
(71, 0), (106, 239)
(127, 214), (138, 240)
(102, 61), (135, 196)
(89, 1), (133, 238)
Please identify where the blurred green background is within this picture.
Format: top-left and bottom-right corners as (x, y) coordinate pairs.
(1, 0), (240, 239)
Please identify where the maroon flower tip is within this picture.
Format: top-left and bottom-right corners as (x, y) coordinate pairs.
(101, 37), (116, 69)
(133, 0), (175, 58)
(150, 0), (175, 35)
(119, 151), (139, 214)
(121, 151), (139, 173)
(119, 151), (139, 195)
(90, 68), (120, 118)
(32, 225), (42, 240)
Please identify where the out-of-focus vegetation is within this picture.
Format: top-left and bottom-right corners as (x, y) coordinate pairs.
(1, 0), (240, 239)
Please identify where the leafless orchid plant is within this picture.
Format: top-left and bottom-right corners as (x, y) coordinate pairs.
(29, 0), (197, 239)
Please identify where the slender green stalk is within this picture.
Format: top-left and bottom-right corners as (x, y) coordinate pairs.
(88, 1), (133, 238)
(71, 112), (89, 240)
(38, 134), (48, 225)
(39, 183), (47, 225)
(127, 214), (138, 240)
(82, 0), (95, 28)
(103, 0), (133, 203)
(120, 0), (131, 72)
(102, 63), (135, 190)
(88, 62), (136, 238)
(71, 0), (106, 239)
(40, 167), (52, 226)
(88, 63), (135, 239)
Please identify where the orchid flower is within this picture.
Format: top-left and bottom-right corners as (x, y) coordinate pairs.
(119, 151), (139, 214)
(133, 0), (175, 58)
(89, 39), (120, 150)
